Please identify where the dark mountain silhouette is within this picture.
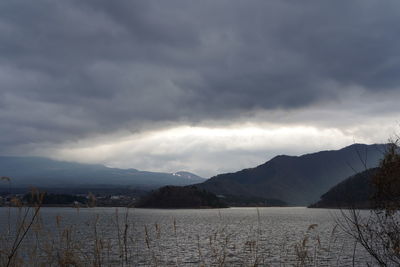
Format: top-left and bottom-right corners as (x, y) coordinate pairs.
(197, 144), (386, 205)
(0, 156), (205, 188)
(309, 168), (378, 208)
(136, 185), (227, 208)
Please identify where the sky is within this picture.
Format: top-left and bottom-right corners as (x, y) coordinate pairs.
(1, 0), (400, 177)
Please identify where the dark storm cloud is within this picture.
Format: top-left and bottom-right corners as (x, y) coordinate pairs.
(1, 0), (400, 152)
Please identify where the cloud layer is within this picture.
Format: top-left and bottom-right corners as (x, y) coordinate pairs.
(1, 0), (400, 176)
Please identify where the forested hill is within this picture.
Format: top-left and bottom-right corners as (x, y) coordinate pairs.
(136, 186), (227, 208)
(309, 168), (378, 208)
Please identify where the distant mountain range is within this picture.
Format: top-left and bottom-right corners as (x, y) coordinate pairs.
(0, 144), (388, 206)
(197, 144), (387, 205)
(0, 156), (205, 188)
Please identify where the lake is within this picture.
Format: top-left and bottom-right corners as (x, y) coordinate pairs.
(0, 207), (375, 266)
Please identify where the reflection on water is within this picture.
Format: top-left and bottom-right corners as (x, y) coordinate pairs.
(0, 207), (374, 266)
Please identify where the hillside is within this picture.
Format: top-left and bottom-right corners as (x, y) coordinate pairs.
(197, 144), (386, 205)
(136, 186), (227, 208)
(309, 168), (378, 208)
(0, 156), (205, 188)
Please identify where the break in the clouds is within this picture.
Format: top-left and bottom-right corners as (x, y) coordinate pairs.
(1, 0), (400, 177)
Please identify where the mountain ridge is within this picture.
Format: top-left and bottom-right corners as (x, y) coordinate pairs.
(0, 156), (206, 188)
(197, 143), (387, 205)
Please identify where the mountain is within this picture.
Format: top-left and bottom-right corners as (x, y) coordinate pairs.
(0, 156), (206, 188)
(172, 171), (204, 181)
(197, 144), (386, 205)
(309, 168), (377, 208)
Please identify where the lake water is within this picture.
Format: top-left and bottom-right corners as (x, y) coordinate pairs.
(0, 207), (375, 266)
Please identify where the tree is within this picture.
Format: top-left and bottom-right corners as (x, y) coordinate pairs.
(339, 139), (400, 266)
